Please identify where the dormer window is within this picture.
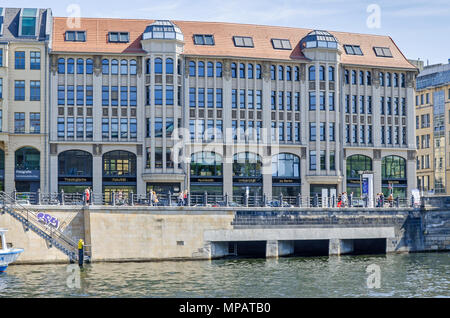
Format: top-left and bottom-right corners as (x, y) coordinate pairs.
(19, 8), (38, 36)
(65, 31), (86, 42)
(373, 47), (393, 57)
(271, 38), (292, 50)
(193, 34), (214, 45)
(109, 32), (129, 43)
(344, 45), (363, 55)
(233, 36), (254, 48)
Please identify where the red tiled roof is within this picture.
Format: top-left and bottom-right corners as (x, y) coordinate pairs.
(52, 17), (416, 70)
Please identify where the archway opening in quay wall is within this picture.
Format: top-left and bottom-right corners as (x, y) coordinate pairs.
(292, 240), (330, 257)
(231, 241), (267, 258)
(350, 239), (387, 255)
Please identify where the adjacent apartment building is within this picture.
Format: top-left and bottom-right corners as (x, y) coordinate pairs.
(415, 61), (450, 195)
(0, 8), (52, 193)
(0, 8), (418, 200)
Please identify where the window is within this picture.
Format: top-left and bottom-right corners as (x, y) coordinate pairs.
(130, 86), (137, 106)
(14, 113), (25, 133)
(58, 58), (65, 74)
(30, 81), (40, 101)
(198, 61), (205, 77)
(76, 117), (84, 139)
(344, 45), (363, 55)
(256, 90), (262, 109)
(189, 61), (196, 76)
(86, 86), (93, 106)
(108, 32), (129, 43)
(189, 88), (196, 107)
(76, 58), (84, 74)
(367, 71), (372, 85)
(320, 122), (325, 141)
(278, 66), (284, 80)
(30, 51), (40, 70)
(240, 89), (246, 109)
(328, 66), (335, 81)
(309, 151), (316, 170)
(216, 88), (223, 108)
(207, 62), (214, 77)
(58, 117), (65, 138)
(0, 49), (3, 67)
(309, 92), (316, 111)
(120, 60), (128, 75)
(329, 92), (335, 111)
(216, 62), (222, 77)
(20, 8), (37, 36)
(309, 123), (316, 141)
(15, 81), (25, 101)
(233, 36), (254, 47)
(86, 59), (93, 74)
(166, 58), (174, 75)
(120, 86), (128, 106)
(309, 66), (315, 81)
(240, 63), (245, 78)
(373, 47), (393, 57)
(67, 86), (74, 105)
(271, 65), (276, 80)
(193, 34), (214, 45)
(111, 118), (118, 139)
(65, 31), (86, 42)
(111, 86), (118, 106)
(0, 78), (2, 99)
(319, 66), (325, 81)
(231, 63), (237, 78)
(329, 123), (335, 141)
(15, 51), (25, 69)
(155, 148), (163, 168)
(271, 38), (292, 50)
(111, 59), (118, 74)
(248, 64), (254, 79)
(102, 118), (109, 139)
(154, 85), (162, 105)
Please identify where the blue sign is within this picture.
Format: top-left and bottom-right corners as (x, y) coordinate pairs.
(15, 170), (40, 180)
(362, 178), (369, 195)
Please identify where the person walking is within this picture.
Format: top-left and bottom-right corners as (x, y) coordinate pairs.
(84, 187), (90, 205)
(183, 189), (188, 206)
(178, 191), (184, 206)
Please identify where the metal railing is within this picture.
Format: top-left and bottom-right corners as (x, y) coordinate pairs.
(0, 192), (79, 261)
(7, 190), (422, 209)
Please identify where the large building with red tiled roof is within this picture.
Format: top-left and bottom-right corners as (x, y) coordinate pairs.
(45, 16), (418, 204)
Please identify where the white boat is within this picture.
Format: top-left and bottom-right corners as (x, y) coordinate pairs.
(0, 229), (24, 272)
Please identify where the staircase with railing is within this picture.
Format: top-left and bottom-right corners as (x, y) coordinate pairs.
(0, 191), (80, 262)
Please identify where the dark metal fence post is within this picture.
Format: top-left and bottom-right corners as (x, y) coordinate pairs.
(332, 195), (335, 208)
(244, 193), (248, 207)
(364, 196), (368, 208)
(187, 193), (191, 207)
(411, 195), (414, 208)
(262, 193), (267, 207)
(279, 193), (283, 207)
(168, 191), (172, 206)
(314, 194), (318, 207)
(12, 190), (16, 204)
(225, 193), (229, 207)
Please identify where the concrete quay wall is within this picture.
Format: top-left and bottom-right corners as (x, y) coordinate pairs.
(0, 205), (448, 264)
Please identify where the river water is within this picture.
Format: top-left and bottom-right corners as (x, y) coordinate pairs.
(0, 253), (448, 297)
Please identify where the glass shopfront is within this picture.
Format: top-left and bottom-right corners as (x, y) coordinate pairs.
(272, 153), (300, 197)
(190, 152), (223, 195)
(58, 150), (93, 193)
(15, 147), (40, 192)
(346, 154), (372, 197)
(233, 152), (262, 197)
(382, 155), (407, 198)
(102, 150), (137, 203)
(146, 183), (181, 195)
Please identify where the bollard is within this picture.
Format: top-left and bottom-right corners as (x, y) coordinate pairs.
(349, 193), (353, 207)
(168, 191), (172, 207)
(111, 191), (116, 206)
(60, 189), (65, 205)
(203, 191), (208, 206)
(243, 193), (248, 207)
(78, 239), (84, 267)
(364, 196), (368, 208)
(297, 194), (301, 207)
(36, 189), (41, 205)
(279, 193), (283, 207)
(263, 193), (267, 207)
(314, 194), (318, 207)
(225, 193), (229, 207)
(130, 192), (134, 206)
(332, 195), (336, 208)
(187, 193), (191, 207)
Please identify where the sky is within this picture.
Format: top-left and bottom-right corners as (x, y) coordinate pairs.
(2, 0), (450, 65)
